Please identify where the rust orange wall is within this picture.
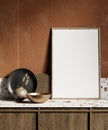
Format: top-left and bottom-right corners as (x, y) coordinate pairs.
(0, 0), (108, 77)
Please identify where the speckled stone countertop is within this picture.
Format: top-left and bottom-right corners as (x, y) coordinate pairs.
(0, 99), (108, 108)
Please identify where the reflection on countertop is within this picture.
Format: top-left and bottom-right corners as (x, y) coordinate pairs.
(0, 99), (108, 108)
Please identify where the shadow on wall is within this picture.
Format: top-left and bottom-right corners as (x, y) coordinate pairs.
(44, 29), (51, 75)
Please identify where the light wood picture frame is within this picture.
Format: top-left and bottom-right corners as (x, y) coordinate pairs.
(52, 28), (100, 99)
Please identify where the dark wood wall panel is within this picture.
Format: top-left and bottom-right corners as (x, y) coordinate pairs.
(0, 0), (108, 77)
(18, 0), (51, 74)
(0, 0), (17, 77)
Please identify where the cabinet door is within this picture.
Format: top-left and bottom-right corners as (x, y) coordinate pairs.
(92, 112), (108, 130)
(0, 112), (37, 130)
(39, 110), (88, 130)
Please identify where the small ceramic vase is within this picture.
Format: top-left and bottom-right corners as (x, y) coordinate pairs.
(14, 87), (27, 100)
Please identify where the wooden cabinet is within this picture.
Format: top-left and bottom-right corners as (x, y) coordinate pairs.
(0, 109), (38, 130)
(39, 109), (88, 130)
(91, 108), (108, 130)
(0, 108), (108, 130)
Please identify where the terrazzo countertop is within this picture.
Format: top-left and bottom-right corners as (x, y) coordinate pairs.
(0, 99), (108, 108)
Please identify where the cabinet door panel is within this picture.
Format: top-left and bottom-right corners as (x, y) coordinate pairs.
(92, 112), (108, 130)
(0, 112), (37, 130)
(39, 112), (88, 130)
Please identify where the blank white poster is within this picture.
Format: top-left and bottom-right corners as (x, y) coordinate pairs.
(52, 28), (100, 99)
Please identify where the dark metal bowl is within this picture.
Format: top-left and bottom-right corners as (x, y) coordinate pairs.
(7, 68), (37, 99)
